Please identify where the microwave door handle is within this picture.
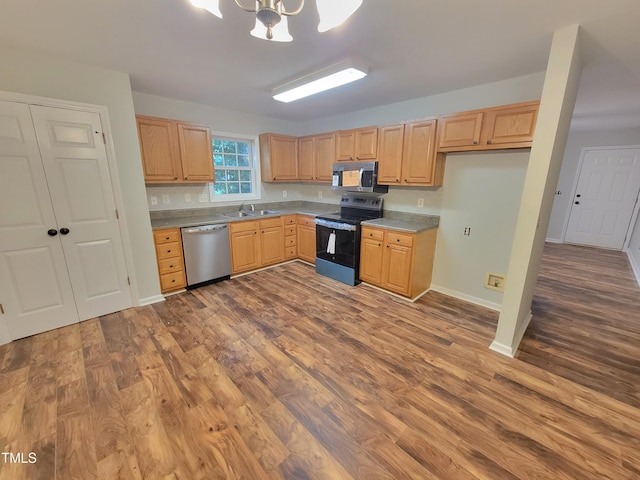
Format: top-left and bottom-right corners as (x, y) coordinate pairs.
(359, 168), (364, 187)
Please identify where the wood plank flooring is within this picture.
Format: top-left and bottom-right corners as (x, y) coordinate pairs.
(1, 244), (639, 479)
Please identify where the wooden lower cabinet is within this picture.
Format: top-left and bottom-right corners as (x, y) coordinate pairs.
(360, 226), (437, 299)
(296, 215), (316, 264)
(153, 228), (186, 293)
(283, 215), (297, 259)
(229, 217), (284, 274)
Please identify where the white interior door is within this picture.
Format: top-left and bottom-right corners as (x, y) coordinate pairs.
(565, 148), (640, 249)
(30, 105), (132, 320)
(0, 100), (79, 339)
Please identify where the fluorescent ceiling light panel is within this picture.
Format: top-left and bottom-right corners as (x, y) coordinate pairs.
(272, 60), (368, 103)
(189, 0), (222, 18)
(316, 0), (363, 32)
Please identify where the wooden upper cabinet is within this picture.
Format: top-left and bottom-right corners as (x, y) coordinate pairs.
(378, 119), (444, 187)
(177, 123), (214, 181)
(137, 116), (182, 182)
(260, 133), (298, 182)
(377, 124), (405, 184)
(438, 112), (484, 150)
(336, 127), (378, 161)
(137, 115), (214, 184)
(437, 100), (540, 152)
(481, 101), (539, 146)
(297, 135), (315, 181)
(314, 132), (335, 181)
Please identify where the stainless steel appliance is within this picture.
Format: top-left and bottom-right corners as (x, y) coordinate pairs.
(181, 224), (231, 288)
(315, 193), (384, 285)
(331, 161), (388, 193)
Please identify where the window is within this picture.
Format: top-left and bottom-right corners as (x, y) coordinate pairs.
(209, 134), (260, 201)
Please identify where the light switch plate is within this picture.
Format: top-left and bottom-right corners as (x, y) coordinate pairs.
(162, 195), (170, 204)
(150, 196), (158, 205)
(184, 193), (192, 203)
(199, 193), (208, 203)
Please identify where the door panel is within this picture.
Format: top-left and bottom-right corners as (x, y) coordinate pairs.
(30, 105), (132, 320)
(565, 148), (640, 249)
(0, 100), (79, 340)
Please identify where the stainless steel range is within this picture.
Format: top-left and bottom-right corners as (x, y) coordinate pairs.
(315, 193), (384, 286)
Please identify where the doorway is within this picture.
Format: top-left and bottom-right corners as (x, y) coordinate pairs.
(564, 147), (640, 250)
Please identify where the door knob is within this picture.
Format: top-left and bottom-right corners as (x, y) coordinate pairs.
(60, 228), (70, 235)
(47, 229), (58, 236)
(575, 201), (580, 205)
(576, 194), (581, 198)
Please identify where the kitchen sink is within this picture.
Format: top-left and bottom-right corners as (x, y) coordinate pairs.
(223, 211), (255, 218)
(257, 209), (279, 216)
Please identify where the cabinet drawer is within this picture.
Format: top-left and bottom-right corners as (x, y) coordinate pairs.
(386, 231), (413, 247)
(260, 217), (282, 229)
(229, 220), (258, 233)
(158, 257), (183, 274)
(284, 235), (297, 247)
(297, 215), (315, 226)
(362, 227), (384, 242)
(282, 215), (297, 225)
(285, 246), (297, 258)
(160, 271), (186, 291)
(156, 241), (182, 260)
(154, 229), (180, 244)
(285, 225), (297, 236)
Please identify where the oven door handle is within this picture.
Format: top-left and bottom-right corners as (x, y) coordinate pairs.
(314, 218), (357, 231)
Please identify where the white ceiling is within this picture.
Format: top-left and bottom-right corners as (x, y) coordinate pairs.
(2, 0), (640, 128)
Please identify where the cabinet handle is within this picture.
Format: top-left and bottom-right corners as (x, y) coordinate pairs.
(184, 176), (188, 180)
(167, 250), (171, 253)
(396, 178), (399, 182)
(473, 140), (478, 145)
(386, 245), (389, 248)
(172, 279), (176, 283)
(165, 237), (170, 240)
(487, 140), (492, 145)
(273, 177), (276, 180)
(169, 265), (174, 268)
(377, 243), (381, 246)
(174, 177), (178, 180)
(397, 239), (400, 242)
(404, 179), (408, 182)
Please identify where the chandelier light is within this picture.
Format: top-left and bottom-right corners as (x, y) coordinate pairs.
(188, 0), (363, 42)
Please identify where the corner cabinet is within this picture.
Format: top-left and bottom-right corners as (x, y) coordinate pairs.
(260, 133), (298, 182)
(438, 100), (539, 152)
(153, 228), (187, 293)
(360, 226), (438, 299)
(377, 119), (445, 187)
(137, 115), (214, 184)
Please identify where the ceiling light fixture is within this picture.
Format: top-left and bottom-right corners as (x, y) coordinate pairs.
(188, 0), (363, 42)
(272, 59), (368, 103)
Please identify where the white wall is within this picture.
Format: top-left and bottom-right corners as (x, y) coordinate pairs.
(0, 45), (161, 304)
(547, 126), (640, 241)
(431, 151), (530, 310)
(628, 211), (640, 285)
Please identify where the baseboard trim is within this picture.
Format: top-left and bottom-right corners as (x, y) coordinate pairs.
(489, 310), (533, 358)
(429, 284), (501, 312)
(627, 251), (640, 287)
(137, 294), (165, 306)
(545, 237), (563, 244)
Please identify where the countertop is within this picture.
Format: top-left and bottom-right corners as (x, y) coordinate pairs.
(149, 201), (439, 233)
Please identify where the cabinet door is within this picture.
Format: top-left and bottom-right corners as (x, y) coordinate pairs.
(265, 134), (298, 181)
(260, 225), (284, 266)
(230, 227), (260, 273)
(354, 127), (378, 160)
(137, 116), (182, 182)
(314, 133), (335, 181)
(297, 225), (316, 264)
(177, 122), (214, 182)
(360, 237), (384, 285)
(297, 136), (315, 181)
(438, 112), (483, 150)
(335, 130), (356, 161)
(481, 101), (539, 146)
(377, 124), (404, 184)
(382, 243), (413, 296)
(402, 119), (439, 185)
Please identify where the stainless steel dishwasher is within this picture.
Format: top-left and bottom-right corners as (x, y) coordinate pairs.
(181, 224), (232, 288)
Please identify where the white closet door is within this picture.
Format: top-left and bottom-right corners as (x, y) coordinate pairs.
(0, 100), (79, 339)
(30, 105), (132, 320)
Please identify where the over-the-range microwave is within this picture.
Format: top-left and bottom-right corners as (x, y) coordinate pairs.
(331, 161), (388, 194)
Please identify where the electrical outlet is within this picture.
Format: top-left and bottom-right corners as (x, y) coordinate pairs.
(319, 190), (323, 199)
(417, 198), (424, 207)
(282, 190), (287, 198)
(162, 195), (170, 204)
(464, 227), (471, 236)
(150, 196), (158, 205)
(485, 273), (506, 292)
(184, 193), (192, 203)
(199, 193), (208, 203)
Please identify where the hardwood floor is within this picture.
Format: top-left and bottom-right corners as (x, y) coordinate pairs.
(1, 245), (639, 479)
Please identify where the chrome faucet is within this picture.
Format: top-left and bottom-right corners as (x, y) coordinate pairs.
(238, 202), (244, 212)
(250, 204), (255, 212)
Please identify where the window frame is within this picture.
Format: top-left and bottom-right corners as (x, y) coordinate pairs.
(208, 131), (262, 203)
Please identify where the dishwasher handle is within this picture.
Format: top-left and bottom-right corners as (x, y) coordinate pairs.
(182, 224), (228, 234)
